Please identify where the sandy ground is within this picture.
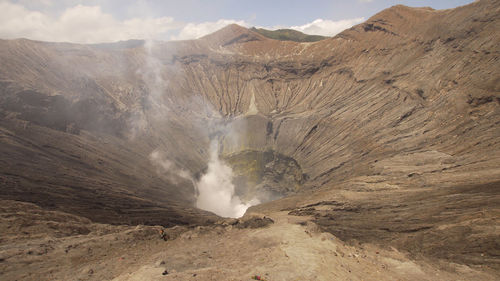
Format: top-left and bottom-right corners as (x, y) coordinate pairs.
(1, 200), (497, 281)
(111, 212), (496, 281)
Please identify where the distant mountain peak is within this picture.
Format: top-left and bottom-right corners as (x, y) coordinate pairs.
(200, 24), (266, 46)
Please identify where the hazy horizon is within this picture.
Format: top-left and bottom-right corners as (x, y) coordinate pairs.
(1, 0), (474, 43)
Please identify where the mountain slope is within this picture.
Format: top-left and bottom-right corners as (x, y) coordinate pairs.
(0, 0), (499, 277)
(250, 27), (328, 42)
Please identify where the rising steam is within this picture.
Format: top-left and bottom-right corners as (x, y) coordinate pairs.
(128, 39), (170, 140)
(195, 141), (260, 218)
(139, 40), (259, 218)
(149, 141), (260, 218)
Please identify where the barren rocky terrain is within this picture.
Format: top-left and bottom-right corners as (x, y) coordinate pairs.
(1, 199), (498, 281)
(0, 0), (499, 280)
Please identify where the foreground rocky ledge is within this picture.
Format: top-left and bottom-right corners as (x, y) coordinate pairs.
(1, 197), (498, 281)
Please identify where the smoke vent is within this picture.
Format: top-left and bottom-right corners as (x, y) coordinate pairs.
(226, 150), (307, 202)
(192, 113), (308, 218)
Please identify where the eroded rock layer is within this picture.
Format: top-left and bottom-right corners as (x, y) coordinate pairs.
(0, 0), (499, 271)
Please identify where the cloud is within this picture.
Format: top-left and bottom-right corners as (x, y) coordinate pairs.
(171, 19), (248, 41)
(0, 1), (364, 43)
(0, 2), (178, 43)
(290, 17), (365, 37)
(358, 0), (374, 3)
(0, 2), (247, 43)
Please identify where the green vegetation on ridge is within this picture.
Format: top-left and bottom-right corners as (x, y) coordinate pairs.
(250, 27), (328, 42)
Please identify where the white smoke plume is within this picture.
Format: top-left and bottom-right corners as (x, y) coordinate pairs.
(149, 150), (173, 171)
(128, 39), (171, 140)
(149, 149), (192, 184)
(195, 141), (260, 218)
(137, 36), (259, 219)
(150, 140), (260, 218)
(142, 40), (169, 105)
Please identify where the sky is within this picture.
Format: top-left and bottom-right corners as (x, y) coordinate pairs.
(0, 0), (474, 43)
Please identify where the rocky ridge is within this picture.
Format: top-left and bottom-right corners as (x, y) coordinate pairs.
(0, 0), (499, 279)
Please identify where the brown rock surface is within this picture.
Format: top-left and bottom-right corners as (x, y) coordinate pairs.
(0, 0), (499, 279)
(1, 200), (497, 280)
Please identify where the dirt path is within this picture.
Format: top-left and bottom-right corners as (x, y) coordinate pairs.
(112, 212), (496, 281)
(1, 200), (497, 281)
